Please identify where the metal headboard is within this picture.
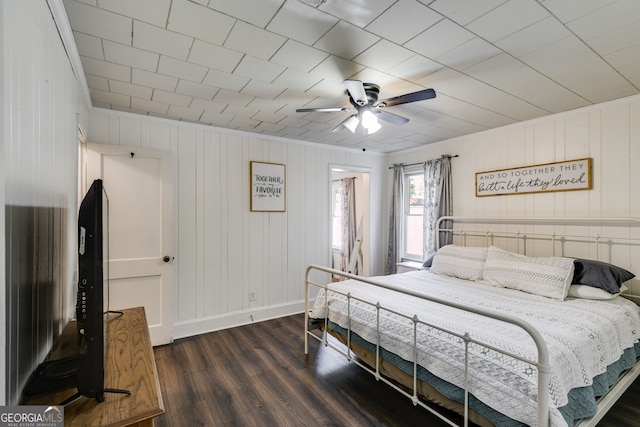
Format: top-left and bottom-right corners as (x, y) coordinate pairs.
(436, 216), (640, 297)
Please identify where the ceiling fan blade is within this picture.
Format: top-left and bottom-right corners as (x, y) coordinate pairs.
(376, 110), (409, 126)
(343, 79), (368, 106)
(377, 88), (436, 107)
(296, 107), (350, 113)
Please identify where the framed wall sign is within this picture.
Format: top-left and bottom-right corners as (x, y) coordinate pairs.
(475, 157), (592, 197)
(250, 161), (286, 212)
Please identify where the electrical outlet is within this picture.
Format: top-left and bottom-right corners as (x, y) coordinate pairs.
(249, 290), (256, 301)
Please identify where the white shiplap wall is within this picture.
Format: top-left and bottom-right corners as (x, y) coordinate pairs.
(2, 0), (87, 405)
(87, 109), (386, 338)
(386, 94), (640, 296)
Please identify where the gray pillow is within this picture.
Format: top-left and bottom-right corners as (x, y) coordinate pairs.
(422, 253), (435, 268)
(572, 259), (635, 294)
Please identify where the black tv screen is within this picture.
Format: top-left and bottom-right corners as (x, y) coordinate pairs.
(76, 179), (108, 401)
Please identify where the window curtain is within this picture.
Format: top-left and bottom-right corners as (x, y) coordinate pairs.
(385, 164), (404, 275)
(423, 156), (453, 258)
(340, 178), (358, 276)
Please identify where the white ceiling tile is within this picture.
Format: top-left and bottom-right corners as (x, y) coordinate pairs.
(539, 0), (617, 23)
(214, 89), (255, 107)
(366, 0), (442, 44)
(605, 43), (640, 71)
(228, 116), (261, 131)
(153, 89), (193, 107)
(520, 36), (586, 71)
(189, 98), (226, 114)
(222, 103), (259, 117)
(587, 21), (640, 56)
(133, 21), (193, 61)
(267, 1), (338, 45)
(233, 56), (286, 83)
(90, 88), (130, 107)
(224, 21), (287, 61)
(421, 67), (547, 121)
(103, 40), (159, 72)
(278, 114), (313, 128)
(271, 40), (329, 73)
(251, 110), (287, 125)
(349, 68), (399, 89)
(404, 19), (475, 58)
(157, 56), (208, 83)
(353, 40), (415, 72)
(436, 37), (501, 71)
(314, 21), (380, 60)
(109, 80), (153, 99)
(465, 53), (588, 112)
(202, 69), (249, 92)
(187, 40), (243, 73)
(72, 31), (103, 60)
(176, 80), (219, 100)
(308, 56), (366, 82)
(132, 68), (178, 91)
(252, 122), (287, 134)
(81, 56), (131, 81)
(318, 0), (395, 28)
(566, 0), (640, 41)
(429, 0), (507, 26)
(131, 97), (170, 115)
(241, 80), (288, 99)
(495, 16), (572, 58)
(166, 104), (203, 122)
(421, 94), (514, 128)
(63, 0), (640, 152)
(387, 55), (442, 81)
(466, 0), (549, 43)
(85, 74), (109, 91)
(167, 0), (234, 46)
(63, 0), (131, 45)
(208, 0), (284, 28)
(522, 38), (635, 102)
(271, 68), (323, 92)
(199, 110), (234, 126)
(96, 0), (171, 27)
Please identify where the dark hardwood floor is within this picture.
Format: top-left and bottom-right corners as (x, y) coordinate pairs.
(153, 314), (639, 427)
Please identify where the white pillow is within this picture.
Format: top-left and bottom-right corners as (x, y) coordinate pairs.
(483, 246), (575, 301)
(430, 245), (488, 281)
(568, 284), (627, 300)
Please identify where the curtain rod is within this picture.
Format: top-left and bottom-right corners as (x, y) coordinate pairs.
(388, 154), (458, 169)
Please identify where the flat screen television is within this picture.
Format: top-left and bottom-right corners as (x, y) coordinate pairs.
(24, 179), (128, 403)
(67, 179), (128, 404)
(75, 178), (108, 401)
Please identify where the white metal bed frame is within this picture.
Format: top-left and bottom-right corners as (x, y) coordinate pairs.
(304, 216), (640, 427)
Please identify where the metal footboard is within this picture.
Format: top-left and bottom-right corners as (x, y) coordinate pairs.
(304, 265), (552, 427)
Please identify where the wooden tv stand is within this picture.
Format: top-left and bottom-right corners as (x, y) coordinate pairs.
(25, 307), (165, 426)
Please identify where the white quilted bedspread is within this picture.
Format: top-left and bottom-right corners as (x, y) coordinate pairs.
(309, 270), (640, 426)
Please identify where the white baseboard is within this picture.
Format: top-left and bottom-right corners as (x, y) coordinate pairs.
(172, 300), (305, 341)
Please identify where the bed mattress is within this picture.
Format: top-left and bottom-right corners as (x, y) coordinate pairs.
(309, 270), (640, 426)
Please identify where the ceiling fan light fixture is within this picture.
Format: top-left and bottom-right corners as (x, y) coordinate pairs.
(343, 115), (359, 133)
(361, 110), (381, 134)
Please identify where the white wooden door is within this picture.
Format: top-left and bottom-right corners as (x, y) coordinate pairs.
(85, 143), (174, 345)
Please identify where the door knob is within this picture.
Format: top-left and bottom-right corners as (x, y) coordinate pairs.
(163, 256), (172, 263)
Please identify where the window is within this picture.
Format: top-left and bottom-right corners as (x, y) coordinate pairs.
(403, 170), (424, 261)
(331, 181), (342, 250)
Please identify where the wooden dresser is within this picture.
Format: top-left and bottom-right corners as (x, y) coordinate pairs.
(25, 307), (165, 426)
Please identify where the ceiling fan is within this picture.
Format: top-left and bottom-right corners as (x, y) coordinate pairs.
(296, 79), (436, 134)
